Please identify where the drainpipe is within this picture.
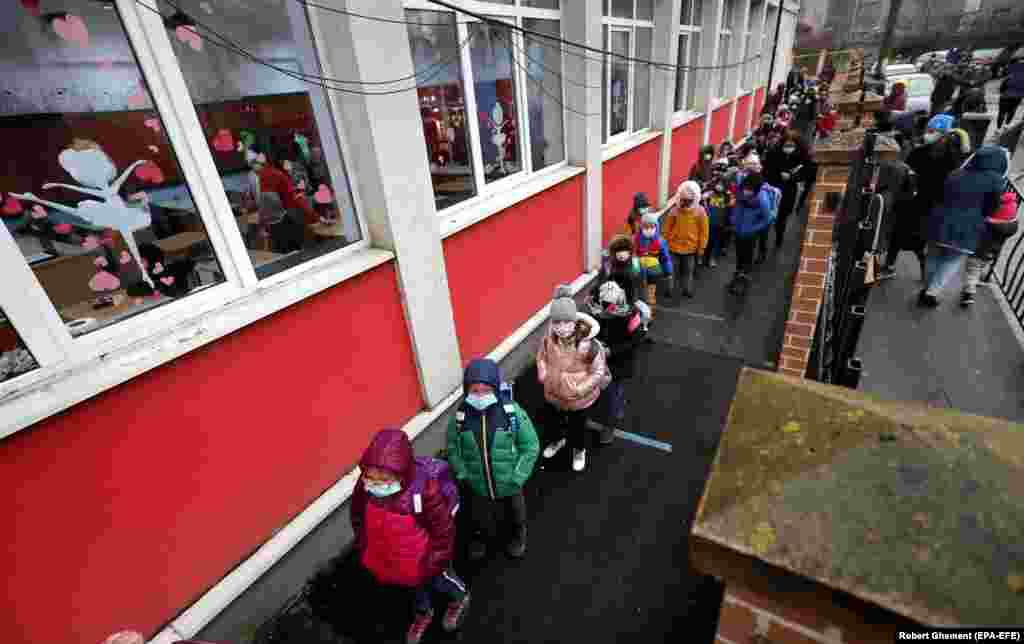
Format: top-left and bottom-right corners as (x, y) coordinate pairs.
(765, 1), (785, 94)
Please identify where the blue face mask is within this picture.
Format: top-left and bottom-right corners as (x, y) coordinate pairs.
(365, 479), (402, 498)
(466, 392), (498, 411)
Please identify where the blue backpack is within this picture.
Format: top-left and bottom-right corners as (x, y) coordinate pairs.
(454, 382), (520, 436)
(763, 184), (782, 224)
(405, 456), (460, 518)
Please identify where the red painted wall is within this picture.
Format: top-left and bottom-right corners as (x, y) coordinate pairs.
(735, 95), (753, 138)
(669, 117), (706, 196)
(710, 104), (733, 146)
(0, 263), (424, 644)
(601, 135), (662, 245)
(445, 175), (584, 363)
(753, 86), (766, 129)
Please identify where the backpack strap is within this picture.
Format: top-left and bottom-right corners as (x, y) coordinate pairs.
(455, 407), (467, 433)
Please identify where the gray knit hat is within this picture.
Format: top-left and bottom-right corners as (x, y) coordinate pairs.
(550, 284), (576, 322)
(640, 211), (659, 228)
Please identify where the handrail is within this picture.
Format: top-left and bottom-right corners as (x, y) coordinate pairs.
(986, 178), (1024, 337)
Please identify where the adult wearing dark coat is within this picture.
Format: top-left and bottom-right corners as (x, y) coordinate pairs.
(689, 144), (717, 185)
(763, 132), (815, 249)
(930, 71), (959, 117)
(919, 145), (1009, 307)
(894, 115), (961, 282)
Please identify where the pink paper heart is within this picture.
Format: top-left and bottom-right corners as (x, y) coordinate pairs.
(2, 194), (23, 215)
(19, 0), (40, 17)
(134, 161), (164, 184)
(147, 145), (159, 153)
(54, 223), (72, 234)
(94, 255), (108, 268)
(160, 276), (175, 286)
(30, 205), (47, 219)
(313, 184), (334, 204)
(211, 129), (234, 153)
(89, 270), (120, 293)
(152, 262), (164, 275)
(296, 180), (306, 191)
(144, 117), (161, 133)
(175, 25), (202, 52)
(141, 258), (149, 270)
(53, 14), (90, 49)
(100, 236), (115, 248)
(82, 235), (100, 250)
(127, 83), (147, 109)
(119, 251), (131, 265)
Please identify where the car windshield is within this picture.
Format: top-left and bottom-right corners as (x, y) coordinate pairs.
(889, 77), (933, 98)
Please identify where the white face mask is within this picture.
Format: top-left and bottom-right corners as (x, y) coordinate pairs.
(615, 251), (631, 262)
(553, 321), (576, 339)
(703, 154), (712, 161)
(923, 132), (941, 144)
(642, 228), (656, 239)
(782, 146), (796, 155)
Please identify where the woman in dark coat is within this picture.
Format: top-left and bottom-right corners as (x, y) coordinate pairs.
(762, 83), (786, 117)
(919, 145), (1009, 307)
(891, 115), (962, 282)
(763, 132), (815, 249)
(689, 144), (717, 185)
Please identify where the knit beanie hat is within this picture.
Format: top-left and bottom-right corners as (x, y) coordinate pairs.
(608, 233), (633, 256)
(742, 152), (762, 172)
(550, 284), (577, 322)
(677, 180), (702, 204)
(927, 114), (954, 132)
(640, 211), (659, 228)
(633, 192), (651, 210)
(949, 128), (972, 154)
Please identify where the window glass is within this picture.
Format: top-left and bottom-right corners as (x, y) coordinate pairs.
(636, 0), (654, 21)
(469, 19), (524, 183)
(694, 0), (704, 25)
(717, 34), (730, 97)
(675, 34), (689, 112)
(522, 19), (566, 171)
(602, 26), (609, 143)
(165, 0), (360, 280)
(680, 0), (691, 25)
(687, 32), (702, 110)
(611, 0), (634, 19)
(2, 2), (226, 335)
(407, 10), (477, 212)
(480, 0), (515, 4)
(523, 0), (560, 8)
(0, 309), (38, 383)
(744, 33), (754, 89)
(609, 30), (630, 137)
(722, 0), (735, 29)
(634, 28), (652, 131)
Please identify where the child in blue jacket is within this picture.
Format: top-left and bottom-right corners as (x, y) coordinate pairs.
(633, 211), (673, 311)
(728, 174), (775, 295)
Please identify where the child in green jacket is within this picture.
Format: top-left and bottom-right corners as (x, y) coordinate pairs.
(447, 358), (540, 561)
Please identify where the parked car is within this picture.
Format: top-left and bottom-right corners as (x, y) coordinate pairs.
(993, 45), (1023, 78)
(972, 48), (1003, 66)
(885, 73), (934, 115)
(917, 51), (948, 71)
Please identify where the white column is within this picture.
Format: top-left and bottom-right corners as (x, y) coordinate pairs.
(309, 0), (463, 407)
(698, 0), (725, 145)
(727, 0), (752, 141)
(564, 0), (604, 271)
(746, 0), (769, 129)
(652, 0), (684, 207)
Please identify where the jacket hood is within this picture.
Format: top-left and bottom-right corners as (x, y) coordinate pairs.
(699, 144), (715, 158)
(360, 429), (415, 485)
(608, 233), (633, 256)
(633, 192), (651, 210)
(966, 145), (1009, 175)
(464, 358), (501, 392)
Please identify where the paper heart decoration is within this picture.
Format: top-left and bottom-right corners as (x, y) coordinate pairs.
(152, 262), (164, 275)
(54, 223), (72, 234)
(127, 84), (147, 109)
(141, 259), (149, 270)
(94, 256), (108, 268)
(53, 14), (90, 49)
(175, 26), (202, 52)
(120, 251), (132, 265)
(2, 194), (23, 215)
(100, 236), (115, 248)
(89, 270), (120, 293)
(82, 235), (100, 250)
(134, 161), (164, 184)
(160, 276), (175, 286)
(147, 145), (159, 153)
(144, 118), (161, 133)
(31, 205), (47, 219)
(211, 129), (234, 153)
(313, 184), (334, 204)
(19, 0), (41, 17)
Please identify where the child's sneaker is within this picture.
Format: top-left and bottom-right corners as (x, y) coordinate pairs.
(442, 594), (471, 632)
(507, 526), (527, 559)
(468, 540), (487, 562)
(543, 438), (566, 459)
(572, 448), (587, 472)
(960, 291), (976, 307)
(407, 610), (434, 644)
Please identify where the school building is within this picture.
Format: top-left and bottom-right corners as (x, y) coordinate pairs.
(0, 1), (799, 642)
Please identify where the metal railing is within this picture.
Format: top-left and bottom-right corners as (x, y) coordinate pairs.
(984, 179), (1024, 337)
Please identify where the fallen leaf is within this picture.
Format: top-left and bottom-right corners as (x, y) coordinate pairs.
(749, 522), (776, 555)
(782, 421), (801, 433)
(865, 529), (881, 544)
(911, 544), (931, 562)
(1008, 573), (1024, 593)
(911, 512), (931, 529)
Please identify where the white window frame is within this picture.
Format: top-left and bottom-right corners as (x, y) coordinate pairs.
(742, 2), (756, 92)
(602, 1), (655, 145)
(402, 0), (568, 220)
(0, 0), (377, 437)
(674, 0), (704, 116)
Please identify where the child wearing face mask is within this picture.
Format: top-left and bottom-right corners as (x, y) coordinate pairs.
(704, 176), (735, 267)
(662, 181), (709, 298)
(728, 174), (775, 295)
(634, 212), (674, 310)
(689, 144), (717, 184)
(351, 429), (470, 644)
(537, 286), (610, 472)
(447, 358), (539, 562)
(600, 233), (643, 304)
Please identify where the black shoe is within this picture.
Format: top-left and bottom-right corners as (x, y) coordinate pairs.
(877, 266), (897, 280)
(468, 540), (486, 562)
(507, 528), (527, 559)
(918, 290), (939, 308)
(960, 292), (976, 307)
(755, 254), (767, 265)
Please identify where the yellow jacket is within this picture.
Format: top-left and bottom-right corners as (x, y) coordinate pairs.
(662, 204), (709, 255)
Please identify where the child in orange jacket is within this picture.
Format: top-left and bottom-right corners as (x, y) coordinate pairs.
(662, 181), (709, 299)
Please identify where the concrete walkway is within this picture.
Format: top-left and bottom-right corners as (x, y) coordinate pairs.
(857, 250), (1024, 423)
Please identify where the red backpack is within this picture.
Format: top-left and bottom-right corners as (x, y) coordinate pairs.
(989, 190), (1020, 223)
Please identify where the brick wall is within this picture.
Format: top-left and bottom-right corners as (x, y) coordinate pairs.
(715, 587), (851, 644)
(779, 163), (849, 378)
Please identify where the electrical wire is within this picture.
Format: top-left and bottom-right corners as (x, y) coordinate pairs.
(294, 0), (474, 26)
(499, 31), (600, 118)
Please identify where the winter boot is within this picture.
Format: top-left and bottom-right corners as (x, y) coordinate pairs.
(599, 424), (616, 445)
(507, 526), (527, 559)
(468, 540), (487, 562)
(407, 610), (434, 644)
(645, 283), (657, 310)
(442, 594), (471, 632)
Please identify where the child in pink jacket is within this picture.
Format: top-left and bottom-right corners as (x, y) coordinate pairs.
(536, 285), (611, 472)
